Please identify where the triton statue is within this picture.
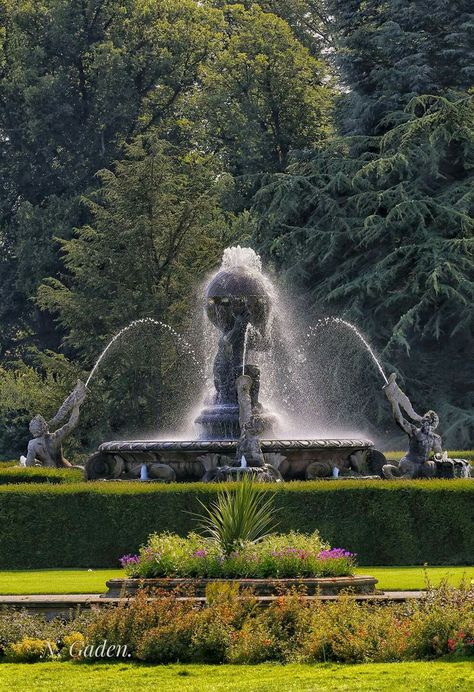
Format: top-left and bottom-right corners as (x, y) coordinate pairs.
(201, 373), (282, 482)
(382, 373), (441, 479)
(24, 380), (87, 468)
(195, 259), (275, 439)
(235, 373), (265, 468)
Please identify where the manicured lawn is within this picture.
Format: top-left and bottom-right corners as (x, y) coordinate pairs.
(0, 566), (472, 594)
(0, 661), (472, 691)
(0, 569), (122, 595)
(354, 566), (474, 591)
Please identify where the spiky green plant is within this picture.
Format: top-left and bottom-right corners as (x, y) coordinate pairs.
(197, 478), (278, 556)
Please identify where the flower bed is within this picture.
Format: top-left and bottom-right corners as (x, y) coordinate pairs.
(119, 531), (356, 580)
(106, 530), (374, 597)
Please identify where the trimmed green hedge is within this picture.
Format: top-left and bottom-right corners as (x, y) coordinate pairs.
(0, 480), (472, 569)
(0, 467), (83, 485)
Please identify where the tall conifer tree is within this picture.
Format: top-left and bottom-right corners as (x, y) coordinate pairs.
(325, 0), (473, 134)
(255, 0), (474, 446)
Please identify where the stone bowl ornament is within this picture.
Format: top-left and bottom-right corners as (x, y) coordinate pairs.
(206, 265), (271, 338)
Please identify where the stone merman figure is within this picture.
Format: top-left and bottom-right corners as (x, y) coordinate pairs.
(235, 373), (265, 467)
(382, 373), (442, 479)
(25, 380), (87, 468)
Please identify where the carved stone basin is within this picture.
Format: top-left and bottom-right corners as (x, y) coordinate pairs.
(87, 437), (374, 482)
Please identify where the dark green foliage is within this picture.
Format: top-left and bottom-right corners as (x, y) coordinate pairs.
(0, 0), (332, 360)
(195, 3), (333, 209)
(35, 136), (233, 445)
(255, 95), (474, 446)
(0, 0), (224, 357)
(325, 0), (473, 134)
(0, 481), (471, 568)
(0, 1), (335, 458)
(37, 137), (229, 361)
(207, 1), (332, 55)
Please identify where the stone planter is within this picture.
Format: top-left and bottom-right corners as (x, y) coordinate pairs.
(104, 575), (378, 599)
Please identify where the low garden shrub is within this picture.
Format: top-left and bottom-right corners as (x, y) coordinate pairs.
(121, 531), (355, 579)
(0, 582), (472, 664)
(80, 580), (474, 664)
(385, 450), (474, 464)
(5, 637), (58, 662)
(0, 480), (472, 568)
(0, 610), (94, 660)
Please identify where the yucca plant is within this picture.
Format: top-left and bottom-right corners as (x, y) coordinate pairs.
(197, 478), (278, 556)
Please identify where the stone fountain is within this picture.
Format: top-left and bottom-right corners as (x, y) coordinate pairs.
(85, 248), (377, 481)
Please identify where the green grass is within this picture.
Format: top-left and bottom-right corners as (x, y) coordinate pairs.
(0, 569), (122, 595)
(0, 661), (472, 691)
(355, 566), (474, 590)
(0, 566), (472, 594)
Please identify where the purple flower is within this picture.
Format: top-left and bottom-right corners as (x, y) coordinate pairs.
(119, 554), (140, 568)
(193, 549), (208, 558)
(318, 548), (356, 560)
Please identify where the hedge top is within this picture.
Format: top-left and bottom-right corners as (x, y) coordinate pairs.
(0, 467), (83, 485)
(0, 478), (472, 496)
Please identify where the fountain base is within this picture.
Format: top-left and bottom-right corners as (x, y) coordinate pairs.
(89, 438), (375, 482)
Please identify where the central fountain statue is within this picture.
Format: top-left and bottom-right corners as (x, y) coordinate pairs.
(90, 247), (375, 482)
(195, 250), (275, 439)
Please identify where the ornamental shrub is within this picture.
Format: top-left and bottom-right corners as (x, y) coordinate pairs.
(5, 637), (56, 662)
(0, 610), (93, 657)
(197, 478), (277, 555)
(227, 618), (277, 664)
(188, 608), (234, 663)
(263, 593), (313, 662)
(59, 632), (86, 660)
(302, 595), (412, 663)
(406, 579), (474, 659)
(85, 590), (197, 660)
(0, 584), (471, 664)
(135, 612), (198, 663)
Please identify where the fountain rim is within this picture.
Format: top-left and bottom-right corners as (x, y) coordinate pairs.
(99, 438), (374, 453)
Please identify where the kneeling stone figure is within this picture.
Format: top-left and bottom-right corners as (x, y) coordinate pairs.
(24, 380), (87, 468)
(382, 373), (440, 479)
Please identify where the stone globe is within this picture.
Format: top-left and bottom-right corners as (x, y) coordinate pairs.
(205, 266), (271, 337)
